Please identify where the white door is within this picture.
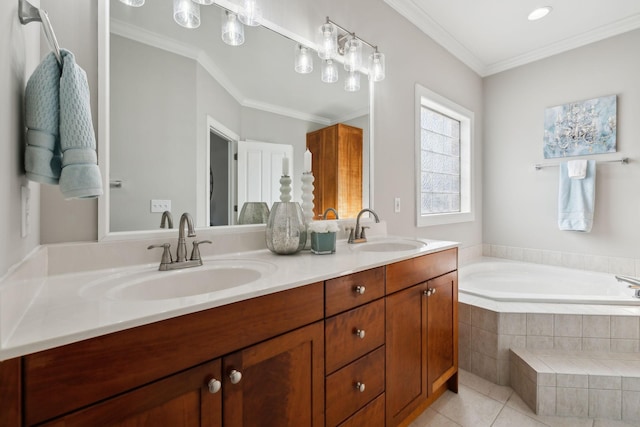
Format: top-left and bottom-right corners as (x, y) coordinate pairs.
(237, 140), (293, 213)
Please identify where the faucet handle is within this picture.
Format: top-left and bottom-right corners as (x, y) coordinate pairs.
(148, 243), (173, 266)
(360, 226), (370, 239)
(346, 227), (355, 243)
(190, 240), (212, 261)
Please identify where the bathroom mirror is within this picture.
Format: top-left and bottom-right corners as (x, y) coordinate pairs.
(100, 0), (372, 236)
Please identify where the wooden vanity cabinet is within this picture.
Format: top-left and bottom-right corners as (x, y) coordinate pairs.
(324, 267), (386, 427)
(385, 249), (458, 427)
(22, 283), (325, 427)
(306, 123), (363, 219)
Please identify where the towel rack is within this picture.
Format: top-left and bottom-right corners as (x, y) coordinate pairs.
(535, 157), (629, 170)
(18, 0), (62, 66)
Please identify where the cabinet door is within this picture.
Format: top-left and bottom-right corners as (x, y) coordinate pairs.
(427, 271), (458, 394)
(42, 360), (222, 427)
(222, 321), (324, 427)
(385, 283), (428, 427)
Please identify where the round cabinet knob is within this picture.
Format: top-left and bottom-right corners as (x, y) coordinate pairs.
(229, 369), (242, 385)
(431, 288), (437, 295)
(207, 378), (221, 394)
(355, 382), (366, 393)
(423, 289), (431, 296)
(354, 285), (366, 295)
(354, 329), (366, 339)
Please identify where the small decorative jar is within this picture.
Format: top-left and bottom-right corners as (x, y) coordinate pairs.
(265, 202), (307, 255)
(308, 220), (340, 255)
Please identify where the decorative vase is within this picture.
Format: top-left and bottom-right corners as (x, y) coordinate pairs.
(265, 202), (307, 254)
(238, 202), (270, 224)
(310, 231), (336, 255)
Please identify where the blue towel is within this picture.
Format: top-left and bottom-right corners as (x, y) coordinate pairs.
(558, 160), (596, 232)
(58, 49), (103, 199)
(24, 52), (62, 184)
(24, 49), (103, 199)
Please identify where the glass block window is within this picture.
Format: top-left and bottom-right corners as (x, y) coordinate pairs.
(420, 107), (461, 215)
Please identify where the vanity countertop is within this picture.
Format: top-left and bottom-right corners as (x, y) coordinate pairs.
(0, 236), (458, 361)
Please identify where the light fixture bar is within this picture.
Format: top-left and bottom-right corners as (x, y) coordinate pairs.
(325, 17), (380, 53)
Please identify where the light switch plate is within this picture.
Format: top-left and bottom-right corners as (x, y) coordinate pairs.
(394, 197), (401, 213)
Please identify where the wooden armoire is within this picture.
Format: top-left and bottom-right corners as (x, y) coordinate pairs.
(306, 123), (363, 219)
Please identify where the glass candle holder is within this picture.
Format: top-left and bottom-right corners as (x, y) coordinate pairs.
(265, 202), (307, 255)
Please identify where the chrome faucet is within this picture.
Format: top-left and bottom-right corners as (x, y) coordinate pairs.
(160, 210), (173, 229)
(615, 275), (640, 298)
(322, 207), (339, 220)
(148, 212), (211, 271)
(348, 208), (380, 244)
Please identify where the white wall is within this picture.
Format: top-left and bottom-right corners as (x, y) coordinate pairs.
(483, 29), (640, 258)
(35, 0), (484, 250)
(0, 1), (41, 278)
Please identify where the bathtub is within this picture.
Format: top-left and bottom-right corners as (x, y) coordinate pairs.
(459, 257), (639, 306)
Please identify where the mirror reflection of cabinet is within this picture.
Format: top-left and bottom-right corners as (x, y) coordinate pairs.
(307, 124), (363, 219)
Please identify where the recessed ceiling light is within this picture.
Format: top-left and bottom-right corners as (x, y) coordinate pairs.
(528, 6), (552, 21)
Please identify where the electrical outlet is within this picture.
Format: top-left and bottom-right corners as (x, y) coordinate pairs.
(394, 197), (401, 213)
(21, 185), (31, 238)
(151, 199), (171, 213)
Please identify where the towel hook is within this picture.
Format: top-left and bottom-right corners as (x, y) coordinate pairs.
(18, 0), (62, 66)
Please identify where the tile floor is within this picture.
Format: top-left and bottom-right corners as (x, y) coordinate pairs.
(409, 369), (640, 427)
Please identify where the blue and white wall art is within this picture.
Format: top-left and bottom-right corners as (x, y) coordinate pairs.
(543, 94), (617, 159)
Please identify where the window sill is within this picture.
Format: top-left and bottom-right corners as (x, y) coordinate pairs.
(417, 211), (474, 227)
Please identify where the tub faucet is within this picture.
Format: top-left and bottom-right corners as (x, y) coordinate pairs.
(349, 208), (380, 244)
(148, 212), (211, 271)
(160, 210), (173, 229)
(615, 275), (640, 298)
(322, 207), (339, 220)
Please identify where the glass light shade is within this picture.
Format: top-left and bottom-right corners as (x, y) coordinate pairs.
(191, 0), (213, 4)
(344, 37), (362, 71)
(294, 45), (313, 74)
(316, 23), (337, 60)
(119, 0), (145, 7)
(221, 10), (245, 46)
(344, 70), (360, 92)
(173, 0), (200, 29)
(238, 0), (262, 26)
(321, 59), (338, 83)
(368, 51), (385, 82)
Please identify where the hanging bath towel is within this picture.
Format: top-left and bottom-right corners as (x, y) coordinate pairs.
(558, 160), (596, 232)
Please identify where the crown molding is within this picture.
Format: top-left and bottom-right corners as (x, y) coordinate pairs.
(383, 0), (486, 75)
(110, 18), (333, 124)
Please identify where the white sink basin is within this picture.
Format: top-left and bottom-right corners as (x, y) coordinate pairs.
(349, 238), (427, 253)
(79, 259), (277, 301)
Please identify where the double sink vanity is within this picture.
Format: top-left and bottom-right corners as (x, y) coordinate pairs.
(0, 231), (459, 427)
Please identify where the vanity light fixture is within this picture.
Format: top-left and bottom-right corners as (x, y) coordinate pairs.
(295, 45), (314, 74)
(321, 59), (339, 83)
(118, 0), (145, 7)
(310, 17), (386, 90)
(238, 0), (262, 26)
(221, 10), (245, 46)
(173, 0), (200, 29)
(528, 6), (552, 21)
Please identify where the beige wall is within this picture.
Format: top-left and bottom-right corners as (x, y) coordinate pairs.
(483, 29), (640, 258)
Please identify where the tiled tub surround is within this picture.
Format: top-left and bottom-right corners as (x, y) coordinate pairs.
(458, 255), (640, 421)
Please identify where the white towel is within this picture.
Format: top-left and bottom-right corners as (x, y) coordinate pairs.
(558, 160), (596, 232)
(567, 160), (588, 179)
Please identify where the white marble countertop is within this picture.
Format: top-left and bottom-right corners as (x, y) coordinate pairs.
(0, 236), (458, 361)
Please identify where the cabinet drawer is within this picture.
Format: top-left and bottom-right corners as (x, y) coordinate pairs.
(386, 248), (457, 294)
(337, 393), (385, 427)
(325, 299), (385, 374)
(325, 346), (385, 427)
(325, 267), (384, 317)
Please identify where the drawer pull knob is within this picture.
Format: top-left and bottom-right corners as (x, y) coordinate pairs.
(355, 382), (366, 392)
(354, 329), (366, 339)
(207, 378), (222, 394)
(229, 369), (243, 384)
(354, 285), (366, 295)
(423, 288), (436, 296)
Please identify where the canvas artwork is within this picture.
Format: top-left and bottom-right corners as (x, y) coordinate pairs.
(543, 94), (617, 159)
